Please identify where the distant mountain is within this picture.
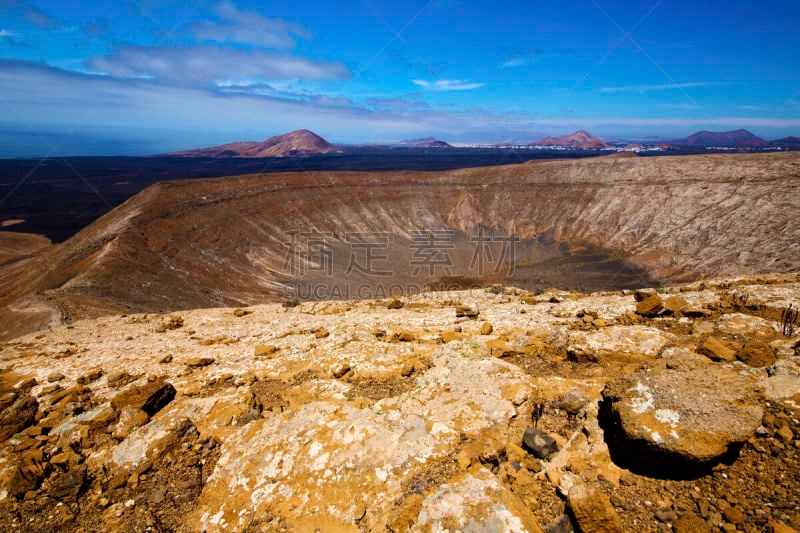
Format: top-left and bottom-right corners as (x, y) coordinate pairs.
(394, 137), (452, 148)
(771, 136), (800, 148)
(171, 129), (338, 158)
(529, 130), (610, 149)
(675, 129), (768, 147)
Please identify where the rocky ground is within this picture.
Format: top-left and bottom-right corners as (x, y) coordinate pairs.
(0, 274), (799, 532)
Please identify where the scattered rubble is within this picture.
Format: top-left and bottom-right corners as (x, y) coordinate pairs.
(0, 275), (797, 531)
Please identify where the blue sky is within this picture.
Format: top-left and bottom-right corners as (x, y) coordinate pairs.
(1, 0), (799, 155)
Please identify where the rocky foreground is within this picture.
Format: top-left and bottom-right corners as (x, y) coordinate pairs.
(0, 275), (799, 532)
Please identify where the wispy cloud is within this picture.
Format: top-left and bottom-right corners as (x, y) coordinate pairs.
(366, 96), (429, 111)
(2, 59), (798, 156)
(85, 45), (350, 86)
(499, 58), (526, 69)
(498, 51), (538, 69)
(600, 82), (720, 94)
(0, 0), (60, 29)
(193, 1), (310, 50)
(739, 104), (765, 111)
(0, 28), (29, 47)
(412, 79), (485, 91)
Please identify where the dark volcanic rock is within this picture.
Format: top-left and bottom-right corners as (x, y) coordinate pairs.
(522, 428), (559, 459)
(48, 465), (87, 502)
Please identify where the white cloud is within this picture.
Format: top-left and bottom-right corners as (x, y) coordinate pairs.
(499, 58), (526, 69)
(1, 60), (798, 155)
(85, 45), (350, 85)
(412, 79), (485, 91)
(600, 82), (719, 94)
(193, 1), (310, 49)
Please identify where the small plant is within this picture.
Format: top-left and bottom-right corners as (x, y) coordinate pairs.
(781, 304), (799, 337)
(531, 402), (546, 428)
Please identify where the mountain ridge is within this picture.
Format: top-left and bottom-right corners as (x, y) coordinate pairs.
(170, 129), (339, 158)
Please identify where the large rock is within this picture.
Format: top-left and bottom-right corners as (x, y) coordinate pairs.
(737, 340), (776, 368)
(0, 394), (38, 442)
(635, 294), (663, 317)
(697, 336), (736, 362)
(601, 364), (763, 471)
(191, 352), (532, 531)
(416, 467), (544, 533)
(89, 416), (196, 476)
(567, 326), (672, 362)
(111, 380), (176, 416)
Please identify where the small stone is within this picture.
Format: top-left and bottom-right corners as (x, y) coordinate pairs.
(636, 294), (664, 317)
(521, 427), (558, 459)
(455, 305), (479, 318)
(633, 289), (657, 302)
(440, 331), (459, 343)
(315, 328), (330, 339)
(387, 299), (404, 309)
(48, 465), (87, 502)
(697, 336), (736, 362)
(673, 512), (711, 533)
(663, 295), (688, 315)
(568, 483), (623, 533)
(186, 357), (215, 368)
(480, 323), (494, 335)
(232, 308), (250, 317)
(559, 389), (590, 415)
(106, 371), (132, 387)
(47, 373), (65, 383)
(13, 377), (38, 390)
(9, 449), (47, 498)
(331, 363), (351, 379)
(395, 331), (415, 342)
(49, 450), (81, 467)
(655, 510), (677, 523)
(722, 505), (746, 525)
(124, 498), (135, 508)
(77, 369), (103, 385)
(112, 407), (150, 440)
(556, 472), (580, 498)
(776, 424), (794, 443)
(159, 354), (173, 364)
(737, 340), (777, 368)
(767, 520), (798, 533)
(684, 307), (712, 318)
(254, 344), (279, 358)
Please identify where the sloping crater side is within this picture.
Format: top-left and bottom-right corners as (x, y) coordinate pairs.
(1, 152), (798, 339)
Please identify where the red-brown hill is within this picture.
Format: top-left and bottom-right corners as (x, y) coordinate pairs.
(171, 129), (338, 158)
(529, 130), (609, 149)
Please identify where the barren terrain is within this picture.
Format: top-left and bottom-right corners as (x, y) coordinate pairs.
(1, 152), (799, 341)
(0, 275), (798, 531)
